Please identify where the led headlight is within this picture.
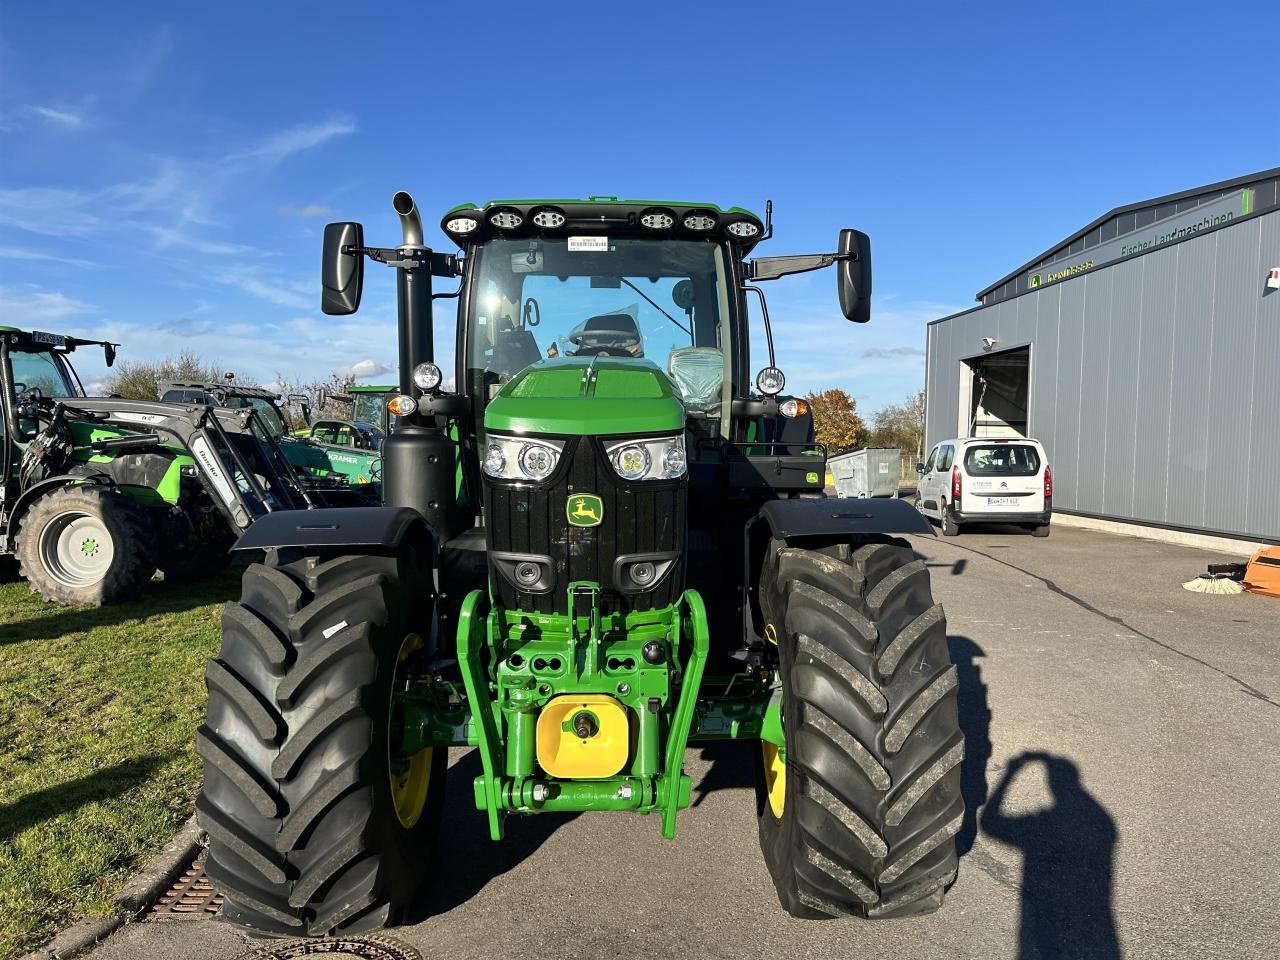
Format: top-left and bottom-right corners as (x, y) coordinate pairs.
(755, 366), (785, 396)
(726, 220), (761, 238)
(605, 435), (687, 481)
(531, 208), (566, 228)
(482, 435), (565, 481)
(412, 362), (443, 391)
(488, 209), (524, 230)
(640, 209), (675, 229)
(444, 215), (479, 234)
(682, 212), (716, 231)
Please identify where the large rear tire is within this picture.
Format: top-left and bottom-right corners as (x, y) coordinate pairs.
(197, 547), (445, 935)
(15, 485), (154, 605)
(756, 538), (963, 919)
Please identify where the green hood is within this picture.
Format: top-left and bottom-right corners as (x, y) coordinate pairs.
(484, 357), (684, 436)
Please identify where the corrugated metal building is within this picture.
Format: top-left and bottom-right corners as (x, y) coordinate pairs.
(925, 168), (1280, 542)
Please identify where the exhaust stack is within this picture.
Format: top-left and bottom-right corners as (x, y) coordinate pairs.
(393, 191), (425, 249)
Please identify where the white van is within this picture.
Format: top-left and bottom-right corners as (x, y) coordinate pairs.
(916, 437), (1051, 537)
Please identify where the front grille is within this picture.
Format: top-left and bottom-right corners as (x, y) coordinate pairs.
(485, 437), (686, 615)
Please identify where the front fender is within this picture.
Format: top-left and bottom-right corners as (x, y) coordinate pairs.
(231, 506), (430, 552)
(757, 496), (933, 541)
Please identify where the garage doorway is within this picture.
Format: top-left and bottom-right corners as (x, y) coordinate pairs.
(963, 345), (1029, 437)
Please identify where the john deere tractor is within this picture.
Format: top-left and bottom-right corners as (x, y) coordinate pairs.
(198, 193), (962, 933)
(308, 383), (396, 448)
(0, 327), (313, 603)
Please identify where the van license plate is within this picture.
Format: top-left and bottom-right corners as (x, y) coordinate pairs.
(986, 497), (1019, 506)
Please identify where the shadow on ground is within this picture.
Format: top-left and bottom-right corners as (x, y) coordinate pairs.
(0, 569), (240, 646)
(983, 752), (1121, 960)
(0, 755), (174, 843)
(690, 740), (755, 807)
(949, 634), (991, 857)
(411, 750), (578, 918)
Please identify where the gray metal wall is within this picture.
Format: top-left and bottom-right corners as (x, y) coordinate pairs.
(925, 208), (1280, 542)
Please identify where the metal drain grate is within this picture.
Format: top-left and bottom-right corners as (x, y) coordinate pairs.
(146, 852), (223, 920)
(232, 936), (423, 960)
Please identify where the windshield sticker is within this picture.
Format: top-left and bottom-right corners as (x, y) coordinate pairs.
(568, 236), (609, 252)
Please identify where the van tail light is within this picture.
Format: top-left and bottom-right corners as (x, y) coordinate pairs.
(951, 466), (962, 501)
(1044, 464), (1053, 498)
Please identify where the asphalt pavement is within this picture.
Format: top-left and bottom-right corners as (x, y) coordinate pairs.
(86, 524), (1279, 960)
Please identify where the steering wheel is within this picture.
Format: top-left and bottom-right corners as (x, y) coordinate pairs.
(569, 329), (640, 358)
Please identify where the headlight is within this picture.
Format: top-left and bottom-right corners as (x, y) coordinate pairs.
(605, 435), (686, 481)
(726, 220), (761, 238)
(444, 215), (479, 234)
(482, 435), (565, 481)
(755, 366), (785, 396)
(412, 362), (443, 391)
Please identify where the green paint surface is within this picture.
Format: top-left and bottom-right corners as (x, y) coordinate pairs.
(485, 357), (684, 436)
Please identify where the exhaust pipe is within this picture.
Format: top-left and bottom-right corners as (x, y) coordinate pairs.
(392, 191), (424, 248)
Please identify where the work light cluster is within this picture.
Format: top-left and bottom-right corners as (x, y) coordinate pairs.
(441, 205), (762, 244)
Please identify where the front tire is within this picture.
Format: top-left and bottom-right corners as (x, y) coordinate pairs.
(16, 485), (154, 605)
(1029, 523), (1051, 538)
(940, 507), (960, 537)
(197, 547), (445, 935)
(756, 539), (963, 919)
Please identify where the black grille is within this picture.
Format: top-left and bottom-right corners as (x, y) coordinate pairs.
(485, 437), (686, 615)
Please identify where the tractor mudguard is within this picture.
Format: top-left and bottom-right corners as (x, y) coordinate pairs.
(757, 496), (933, 541)
(3, 475), (89, 550)
(230, 505), (429, 552)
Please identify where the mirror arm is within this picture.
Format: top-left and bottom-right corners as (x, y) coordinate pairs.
(345, 245), (461, 278)
(742, 285), (776, 368)
(747, 250), (856, 282)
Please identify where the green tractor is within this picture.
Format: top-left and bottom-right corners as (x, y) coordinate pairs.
(160, 381), (383, 501)
(305, 383), (396, 449)
(0, 327), (313, 603)
(198, 193), (962, 933)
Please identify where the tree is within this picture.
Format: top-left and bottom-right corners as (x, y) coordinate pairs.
(804, 388), (866, 456)
(103, 352), (234, 400)
(868, 389), (926, 457)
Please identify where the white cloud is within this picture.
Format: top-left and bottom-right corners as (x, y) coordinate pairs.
(228, 117), (356, 165)
(279, 202), (334, 218)
(340, 359), (394, 379)
(0, 245), (96, 268)
(0, 285), (95, 324)
(27, 104), (84, 128)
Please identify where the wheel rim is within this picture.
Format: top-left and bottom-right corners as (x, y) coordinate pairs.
(38, 511), (115, 588)
(388, 632), (432, 828)
(762, 740), (786, 818)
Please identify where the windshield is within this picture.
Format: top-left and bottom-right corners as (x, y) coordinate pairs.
(11, 349), (78, 399)
(963, 443), (1041, 476)
(351, 392), (386, 427)
(245, 398), (286, 437)
(465, 237), (732, 430)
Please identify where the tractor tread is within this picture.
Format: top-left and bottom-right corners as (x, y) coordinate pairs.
(204, 658), (282, 744)
(195, 725), (279, 818)
(758, 539), (962, 920)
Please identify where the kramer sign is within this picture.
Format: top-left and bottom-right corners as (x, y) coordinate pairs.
(1026, 188), (1253, 291)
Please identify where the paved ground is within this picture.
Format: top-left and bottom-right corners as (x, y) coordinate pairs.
(87, 525), (1279, 960)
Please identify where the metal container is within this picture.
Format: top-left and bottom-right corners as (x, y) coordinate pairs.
(828, 447), (901, 498)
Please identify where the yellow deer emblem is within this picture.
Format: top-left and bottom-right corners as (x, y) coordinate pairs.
(566, 494), (604, 527)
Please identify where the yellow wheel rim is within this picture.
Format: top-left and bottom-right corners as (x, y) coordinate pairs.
(762, 740), (786, 819)
(389, 633), (432, 828)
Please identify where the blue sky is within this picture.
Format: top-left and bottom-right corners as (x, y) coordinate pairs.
(1, 2), (1276, 416)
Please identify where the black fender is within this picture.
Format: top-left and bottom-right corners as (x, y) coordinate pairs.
(231, 506), (432, 553)
(757, 496), (933, 540)
(4, 475), (110, 550)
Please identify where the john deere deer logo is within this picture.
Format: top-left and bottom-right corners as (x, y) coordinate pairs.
(567, 494), (604, 527)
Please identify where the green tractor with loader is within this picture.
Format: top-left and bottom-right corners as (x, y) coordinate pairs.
(198, 193), (962, 933)
(0, 327), (315, 604)
(160, 380), (383, 500)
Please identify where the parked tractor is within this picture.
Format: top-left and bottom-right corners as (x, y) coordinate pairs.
(198, 194), (962, 933)
(160, 381), (382, 501)
(307, 383), (396, 449)
(0, 327), (312, 603)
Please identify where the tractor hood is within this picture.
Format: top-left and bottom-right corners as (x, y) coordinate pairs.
(484, 357), (684, 436)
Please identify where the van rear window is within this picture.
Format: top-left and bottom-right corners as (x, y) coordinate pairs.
(963, 444), (1041, 476)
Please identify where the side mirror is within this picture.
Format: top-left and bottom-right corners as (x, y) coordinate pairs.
(322, 222), (364, 315)
(837, 229), (871, 323)
(104, 343), (117, 367)
(916, 462), (926, 475)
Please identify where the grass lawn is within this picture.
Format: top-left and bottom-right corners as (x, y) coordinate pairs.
(0, 566), (238, 957)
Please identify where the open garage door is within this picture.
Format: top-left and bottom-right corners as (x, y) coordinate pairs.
(965, 346), (1029, 437)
